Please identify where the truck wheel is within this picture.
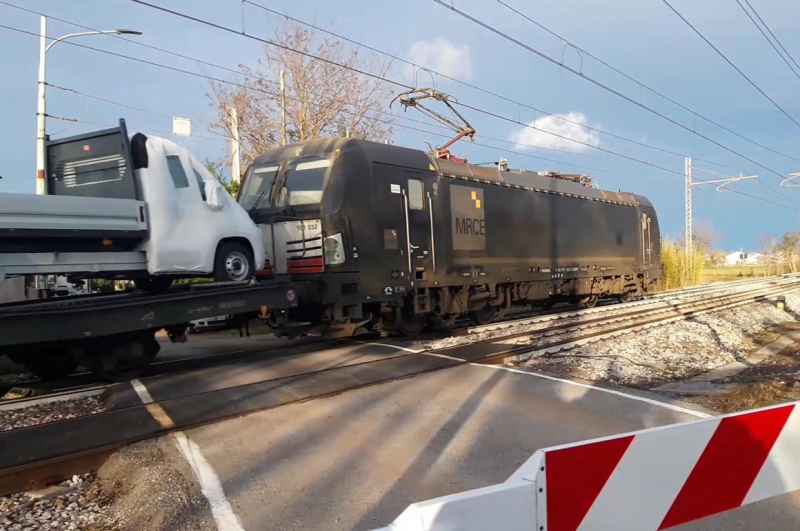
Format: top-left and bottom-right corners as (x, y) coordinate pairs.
(214, 242), (255, 282)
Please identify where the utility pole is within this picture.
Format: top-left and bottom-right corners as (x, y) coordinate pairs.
(229, 107), (240, 184)
(685, 157), (692, 269)
(684, 156), (757, 283)
(36, 16), (47, 196)
(280, 70), (287, 146)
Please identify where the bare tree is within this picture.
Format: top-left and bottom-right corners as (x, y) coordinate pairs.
(757, 232), (777, 276)
(777, 232), (799, 273)
(691, 219), (721, 252)
(207, 19), (395, 174)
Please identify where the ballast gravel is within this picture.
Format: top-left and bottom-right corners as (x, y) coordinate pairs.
(0, 396), (105, 432)
(414, 281), (787, 352)
(0, 473), (107, 531)
(521, 291), (800, 386)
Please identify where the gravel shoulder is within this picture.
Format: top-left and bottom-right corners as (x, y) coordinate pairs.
(519, 292), (800, 413)
(0, 396), (106, 432)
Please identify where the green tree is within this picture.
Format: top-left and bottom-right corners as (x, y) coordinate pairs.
(205, 160), (240, 200)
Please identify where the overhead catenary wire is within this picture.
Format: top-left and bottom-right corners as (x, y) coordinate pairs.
(241, 0), (738, 171)
(46, 82), (229, 139)
(0, 10), (792, 209)
(661, 0), (800, 130)
(0, 20), (690, 181)
(431, 0), (798, 196)
(494, 0), (800, 165)
(124, 1), (798, 211)
(1, 0), (775, 177)
(0, 23), (626, 184)
(742, 0), (800, 74)
(0, 3), (620, 163)
(734, 0), (800, 81)
(127, 1), (794, 193)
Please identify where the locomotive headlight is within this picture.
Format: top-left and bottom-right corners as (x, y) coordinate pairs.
(324, 233), (345, 265)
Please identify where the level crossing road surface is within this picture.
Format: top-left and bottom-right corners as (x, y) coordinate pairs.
(153, 354), (800, 531)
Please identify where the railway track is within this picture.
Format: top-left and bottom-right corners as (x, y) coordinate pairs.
(0, 275), (788, 400)
(0, 276), (797, 496)
(0, 277), (779, 405)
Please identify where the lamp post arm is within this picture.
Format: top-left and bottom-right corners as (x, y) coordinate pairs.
(45, 30), (119, 53)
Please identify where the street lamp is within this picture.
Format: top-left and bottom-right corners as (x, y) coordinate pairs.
(36, 16), (142, 195)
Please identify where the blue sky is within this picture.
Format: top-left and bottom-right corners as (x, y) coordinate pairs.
(2, 0), (800, 252)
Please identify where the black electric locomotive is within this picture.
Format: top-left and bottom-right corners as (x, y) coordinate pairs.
(239, 138), (662, 336)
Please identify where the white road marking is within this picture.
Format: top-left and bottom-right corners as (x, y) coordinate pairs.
(475, 364), (711, 418)
(130, 379), (154, 404)
(134, 381), (244, 529)
(172, 432), (245, 531)
(362, 341), (426, 354)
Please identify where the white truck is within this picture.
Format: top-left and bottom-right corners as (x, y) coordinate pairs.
(0, 120), (265, 292)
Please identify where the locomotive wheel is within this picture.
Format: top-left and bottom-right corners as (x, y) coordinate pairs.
(578, 295), (599, 309)
(470, 305), (498, 326)
(394, 306), (425, 337)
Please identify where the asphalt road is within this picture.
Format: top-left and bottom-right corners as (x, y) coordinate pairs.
(170, 361), (800, 531)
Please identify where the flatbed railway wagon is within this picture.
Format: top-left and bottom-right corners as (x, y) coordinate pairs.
(239, 138), (662, 336)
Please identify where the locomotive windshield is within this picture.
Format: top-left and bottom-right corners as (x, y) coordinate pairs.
(274, 157), (330, 207)
(239, 164), (280, 211)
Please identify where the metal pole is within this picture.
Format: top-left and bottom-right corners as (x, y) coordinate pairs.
(280, 70), (287, 146)
(229, 107), (240, 184)
(685, 157), (692, 284)
(36, 15), (47, 196)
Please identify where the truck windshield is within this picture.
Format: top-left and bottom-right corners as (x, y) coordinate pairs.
(239, 164), (280, 211)
(275, 157), (330, 207)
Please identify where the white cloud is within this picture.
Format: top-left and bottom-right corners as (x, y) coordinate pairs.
(508, 112), (600, 152)
(407, 38), (472, 81)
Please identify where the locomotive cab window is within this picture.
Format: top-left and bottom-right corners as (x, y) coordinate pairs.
(277, 157), (331, 207)
(238, 164), (279, 211)
(408, 179), (424, 210)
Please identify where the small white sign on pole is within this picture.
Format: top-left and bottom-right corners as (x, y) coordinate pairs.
(172, 117), (191, 137)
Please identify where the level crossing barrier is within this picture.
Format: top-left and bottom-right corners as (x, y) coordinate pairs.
(372, 400), (800, 531)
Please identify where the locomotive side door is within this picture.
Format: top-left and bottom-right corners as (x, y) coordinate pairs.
(402, 170), (436, 283)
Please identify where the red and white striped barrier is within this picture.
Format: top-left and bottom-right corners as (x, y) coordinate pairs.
(374, 401), (800, 531)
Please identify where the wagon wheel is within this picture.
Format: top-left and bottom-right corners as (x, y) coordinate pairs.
(618, 291), (633, 303)
(84, 335), (161, 382)
(22, 349), (79, 381)
(578, 295), (599, 309)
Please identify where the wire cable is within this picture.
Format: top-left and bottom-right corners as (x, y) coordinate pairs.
(1, 15), (791, 209)
(494, 0), (800, 164)
(734, 0), (800, 81)
(743, 0), (800, 73)
(0, 0), (767, 172)
(661, 0), (800, 129)
(431, 0), (794, 197)
(242, 0), (738, 171)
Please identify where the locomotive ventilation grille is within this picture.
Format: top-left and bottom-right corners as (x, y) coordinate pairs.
(286, 235), (324, 274)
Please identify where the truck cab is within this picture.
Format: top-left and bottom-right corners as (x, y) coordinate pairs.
(0, 119), (265, 290)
